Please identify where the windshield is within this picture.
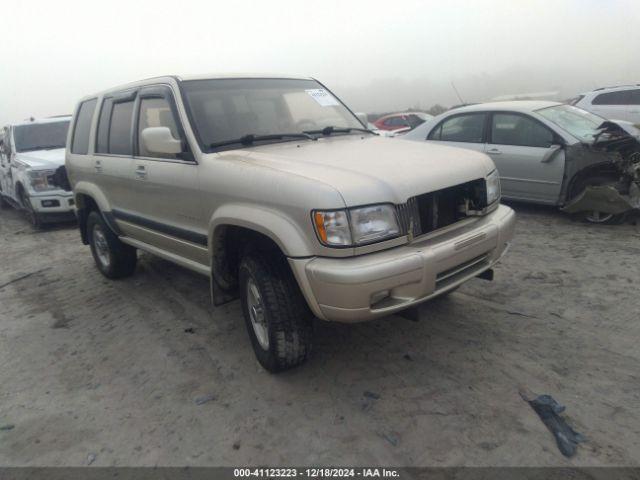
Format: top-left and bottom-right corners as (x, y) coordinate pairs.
(14, 121), (70, 152)
(181, 78), (363, 150)
(536, 104), (605, 142)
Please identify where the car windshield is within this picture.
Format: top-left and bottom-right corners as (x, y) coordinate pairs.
(14, 121), (70, 152)
(181, 78), (363, 151)
(536, 104), (605, 142)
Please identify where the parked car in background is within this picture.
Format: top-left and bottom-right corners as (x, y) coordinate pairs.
(373, 111), (432, 132)
(404, 101), (640, 224)
(64, 74), (514, 372)
(366, 122), (406, 137)
(570, 85), (640, 125)
(0, 116), (75, 227)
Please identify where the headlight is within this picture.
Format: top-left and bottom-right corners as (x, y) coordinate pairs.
(28, 170), (56, 192)
(313, 204), (400, 247)
(486, 169), (501, 205)
(313, 210), (351, 246)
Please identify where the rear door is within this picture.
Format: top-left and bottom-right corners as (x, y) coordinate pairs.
(93, 90), (137, 213)
(485, 112), (564, 203)
(427, 112), (487, 154)
(125, 85), (206, 265)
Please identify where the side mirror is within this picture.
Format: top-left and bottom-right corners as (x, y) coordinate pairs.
(141, 127), (182, 155)
(355, 112), (369, 127)
(541, 144), (562, 163)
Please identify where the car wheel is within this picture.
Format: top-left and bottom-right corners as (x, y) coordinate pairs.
(239, 252), (313, 372)
(570, 175), (627, 225)
(18, 188), (42, 229)
(87, 211), (137, 279)
(0, 194), (8, 209)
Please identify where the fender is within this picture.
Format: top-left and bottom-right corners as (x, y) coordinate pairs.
(73, 181), (111, 212)
(208, 204), (314, 258)
(73, 181), (121, 242)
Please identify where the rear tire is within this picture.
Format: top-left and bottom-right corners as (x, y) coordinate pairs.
(87, 211), (137, 279)
(570, 175), (627, 225)
(239, 252), (313, 372)
(0, 194), (8, 209)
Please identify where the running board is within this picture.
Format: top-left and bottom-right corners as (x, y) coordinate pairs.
(119, 236), (210, 277)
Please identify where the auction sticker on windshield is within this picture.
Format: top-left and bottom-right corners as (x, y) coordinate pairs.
(305, 89), (340, 107)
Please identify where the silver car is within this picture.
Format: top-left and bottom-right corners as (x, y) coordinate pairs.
(404, 101), (640, 223)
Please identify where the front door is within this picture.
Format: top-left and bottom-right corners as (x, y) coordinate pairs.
(485, 112), (564, 204)
(127, 86), (207, 266)
(0, 127), (16, 201)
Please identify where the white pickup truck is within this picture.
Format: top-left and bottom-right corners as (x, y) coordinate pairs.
(0, 116), (75, 227)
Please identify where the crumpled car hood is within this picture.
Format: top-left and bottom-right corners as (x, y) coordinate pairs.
(216, 135), (495, 206)
(15, 148), (66, 170)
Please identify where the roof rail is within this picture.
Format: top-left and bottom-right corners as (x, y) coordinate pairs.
(593, 84), (640, 91)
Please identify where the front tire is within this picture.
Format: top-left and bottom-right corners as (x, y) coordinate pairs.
(87, 211), (137, 279)
(239, 252), (313, 372)
(570, 175), (627, 225)
(18, 189), (42, 229)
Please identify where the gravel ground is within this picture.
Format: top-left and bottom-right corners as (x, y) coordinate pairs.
(0, 203), (639, 467)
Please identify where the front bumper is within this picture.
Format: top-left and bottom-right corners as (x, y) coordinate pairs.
(26, 191), (75, 220)
(290, 204), (516, 322)
(29, 191), (75, 217)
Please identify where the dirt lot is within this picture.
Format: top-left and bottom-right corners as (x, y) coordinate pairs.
(0, 203), (639, 467)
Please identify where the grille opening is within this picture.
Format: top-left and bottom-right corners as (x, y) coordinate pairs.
(397, 178), (486, 238)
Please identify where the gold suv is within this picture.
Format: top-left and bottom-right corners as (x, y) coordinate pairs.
(66, 74), (515, 372)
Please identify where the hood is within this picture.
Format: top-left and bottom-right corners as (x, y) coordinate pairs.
(597, 120), (640, 140)
(15, 148), (66, 170)
(216, 135), (494, 206)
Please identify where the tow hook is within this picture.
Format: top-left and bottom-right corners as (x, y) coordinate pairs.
(477, 268), (494, 281)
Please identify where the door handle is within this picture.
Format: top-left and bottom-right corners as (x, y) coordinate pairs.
(94, 160), (103, 173)
(135, 165), (147, 179)
(487, 148), (502, 155)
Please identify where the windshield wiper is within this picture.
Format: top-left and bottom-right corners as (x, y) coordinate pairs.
(303, 126), (375, 136)
(210, 133), (316, 150)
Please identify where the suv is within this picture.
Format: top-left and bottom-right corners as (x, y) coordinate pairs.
(0, 116), (75, 227)
(571, 85), (640, 125)
(65, 74), (515, 372)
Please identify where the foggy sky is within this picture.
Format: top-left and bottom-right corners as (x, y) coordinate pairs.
(2, 0), (639, 124)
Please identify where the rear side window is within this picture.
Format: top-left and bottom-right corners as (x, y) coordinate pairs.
(109, 101), (134, 155)
(592, 90), (632, 105)
(71, 99), (97, 154)
(430, 113), (486, 143)
(490, 113), (553, 148)
(137, 97), (181, 159)
(96, 98), (134, 155)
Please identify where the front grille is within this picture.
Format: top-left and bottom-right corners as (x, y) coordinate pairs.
(396, 178), (487, 238)
(395, 196), (421, 238)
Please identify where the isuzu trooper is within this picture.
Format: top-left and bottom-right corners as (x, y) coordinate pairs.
(65, 74), (515, 371)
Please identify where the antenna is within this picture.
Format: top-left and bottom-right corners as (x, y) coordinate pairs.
(451, 81), (465, 105)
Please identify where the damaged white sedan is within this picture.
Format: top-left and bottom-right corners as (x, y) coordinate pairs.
(404, 101), (640, 223)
